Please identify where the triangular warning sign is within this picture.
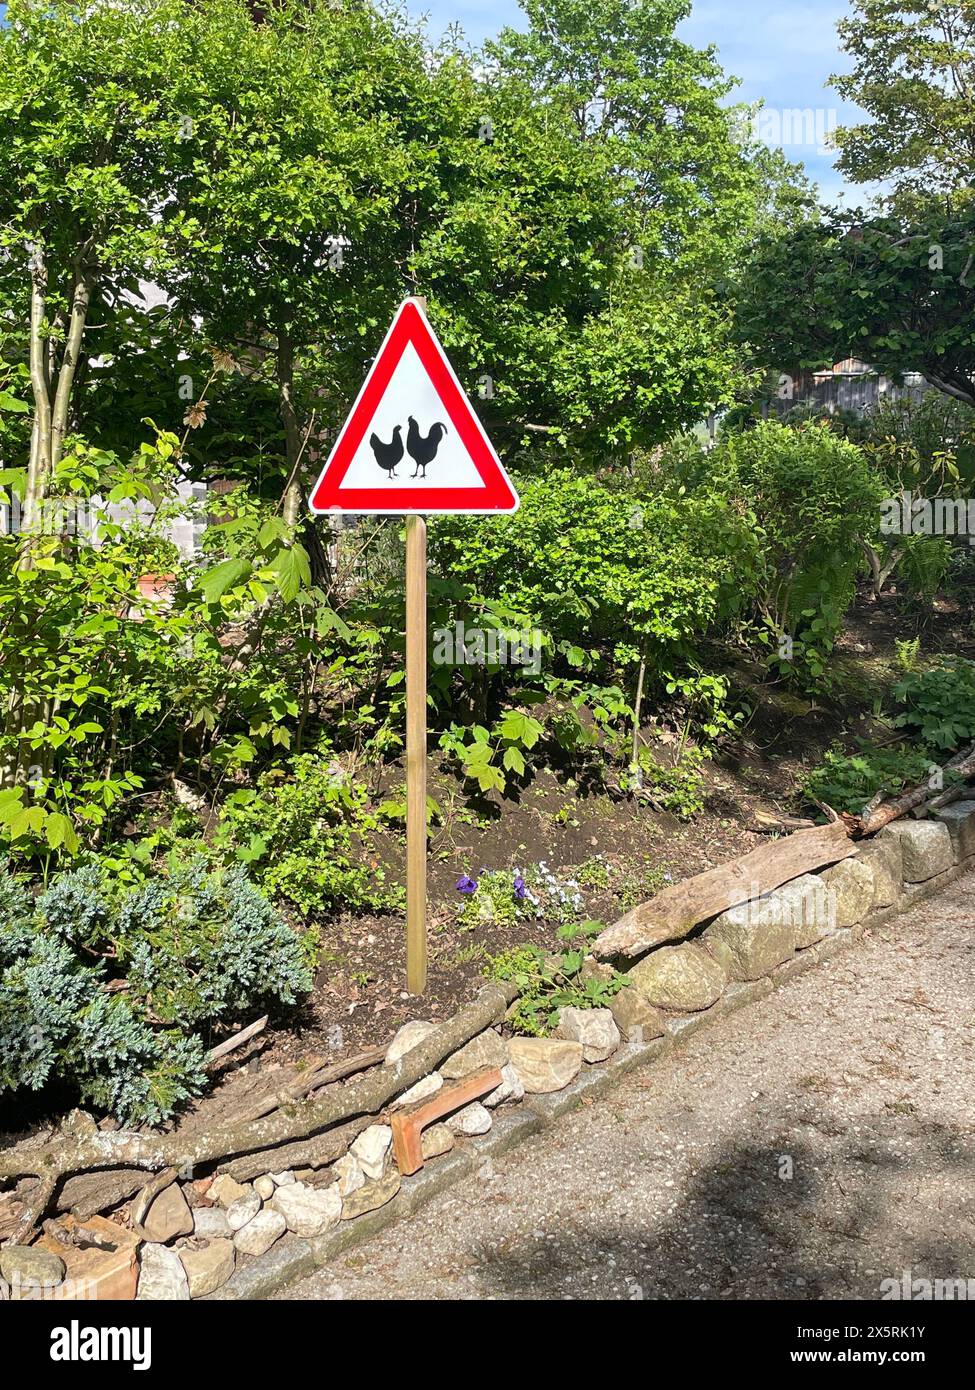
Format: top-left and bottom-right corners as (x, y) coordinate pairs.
(309, 299), (519, 515)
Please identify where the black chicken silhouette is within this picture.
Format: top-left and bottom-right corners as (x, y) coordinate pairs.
(369, 425), (404, 478)
(406, 416), (448, 478)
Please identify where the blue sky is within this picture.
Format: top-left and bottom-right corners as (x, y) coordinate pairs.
(418, 0), (871, 207)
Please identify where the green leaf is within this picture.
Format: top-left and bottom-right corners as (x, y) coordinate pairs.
(272, 544), (311, 603)
(199, 557), (252, 603)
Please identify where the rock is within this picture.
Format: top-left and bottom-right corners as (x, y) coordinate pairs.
(385, 1019), (437, 1066)
(270, 1170), (295, 1187)
(137, 1243), (190, 1301)
(446, 1101), (492, 1136)
(142, 1182), (194, 1243)
(483, 1062), (525, 1108)
(508, 1037), (584, 1093)
(391, 1073), (443, 1108)
(934, 800), (975, 860)
(420, 1123), (455, 1159)
(0, 1245), (65, 1292)
(253, 1175), (275, 1201)
(233, 1209), (286, 1257)
(854, 837), (902, 909)
(350, 1124), (392, 1180)
(555, 1006), (620, 1062)
(191, 1205), (231, 1239)
(332, 1152), (365, 1197)
(819, 858), (874, 930)
(178, 1239), (235, 1297)
(607, 986), (666, 1041)
(439, 1029), (508, 1079)
(208, 1174), (251, 1209)
(627, 942), (726, 1009)
(705, 880), (806, 976)
(225, 1190), (262, 1232)
(340, 1168), (402, 1220)
(270, 1181), (342, 1237)
(882, 820), (953, 882)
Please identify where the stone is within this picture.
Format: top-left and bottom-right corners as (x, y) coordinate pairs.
(225, 1190), (262, 1232)
(208, 1174), (250, 1209)
(178, 1239), (235, 1297)
(385, 1019), (437, 1066)
(819, 858), (874, 930)
(483, 1062), (525, 1108)
(508, 1037), (584, 1093)
(36, 1214), (140, 1302)
(934, 800), (975, 860)
(420, 1123), (455, 1159)
(142, 1182), (194, 1243)
(439, 1028), (508, 1079)
(705, 880), (810, 975)
(627, 942), (726, 1009)
(340, 1168), (402, 1220)
(191, 1205), (231, 1240)
(0, 1245), (65, 1293)
(233, 1208), (287, 1257)
(270, 1181), (342, 1237)
(446, 1101), (492, 1136)
(270, 1170), (295, 1186)
(854, 838), (902, 909)
(332, 1152), (365, 1197)
(882, 820), (953, 882)
(137, 1243), (190, 1301)
(391, 1073), (443, 1108)
(555, 1006), (620, 1062)
(607, 986), (666, 1041)
(253, 1175), (275, 1201)
(350, 1123), (392, 1180)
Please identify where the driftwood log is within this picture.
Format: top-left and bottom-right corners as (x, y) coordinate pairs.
(0, 981), (518, 1236)
(593, 820), (857, 960)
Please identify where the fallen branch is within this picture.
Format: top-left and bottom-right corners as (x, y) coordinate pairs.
(0, 984), (518, 1212)
(206, 1015), (268, 1067)
(221, 1115), (374, 1182)
(856, 742), (975, 834)
(593, 821), (857, 960)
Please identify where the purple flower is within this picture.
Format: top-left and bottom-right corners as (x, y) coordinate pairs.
(513, 875), (526, 900)
(456, 874), (478, 894)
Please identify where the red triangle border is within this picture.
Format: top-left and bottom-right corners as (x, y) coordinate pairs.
(309, 300), (519, 515)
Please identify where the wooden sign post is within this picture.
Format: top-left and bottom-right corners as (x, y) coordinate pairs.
(309, 297), (519, 995)
(404, 509), (427, 995)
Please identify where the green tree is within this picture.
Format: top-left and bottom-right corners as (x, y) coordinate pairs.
(832, 0), (975, 212)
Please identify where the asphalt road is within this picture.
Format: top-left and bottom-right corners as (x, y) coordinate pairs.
(277, 874), (975, 1301)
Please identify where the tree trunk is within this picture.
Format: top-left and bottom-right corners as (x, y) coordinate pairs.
(276, 319), (303, 527)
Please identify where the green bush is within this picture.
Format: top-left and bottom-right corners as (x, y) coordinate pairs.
(215, 752), (403, 918)
(892, 658), (975, 750)
(0, 857), (314, 1123)
(800, 742), (939, 817)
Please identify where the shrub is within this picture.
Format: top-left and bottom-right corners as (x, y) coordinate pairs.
(799, 742), (941, 817)
(892, 658), (975, 750)
(215, 751), (402, 918)
(0, 857), (314, 1123)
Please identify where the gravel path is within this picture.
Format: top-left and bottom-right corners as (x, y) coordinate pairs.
(277, 875), (975, 1301)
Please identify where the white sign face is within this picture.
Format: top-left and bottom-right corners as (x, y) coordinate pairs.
(338, 341), (483, 491)
(309, 299), (519, 515)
